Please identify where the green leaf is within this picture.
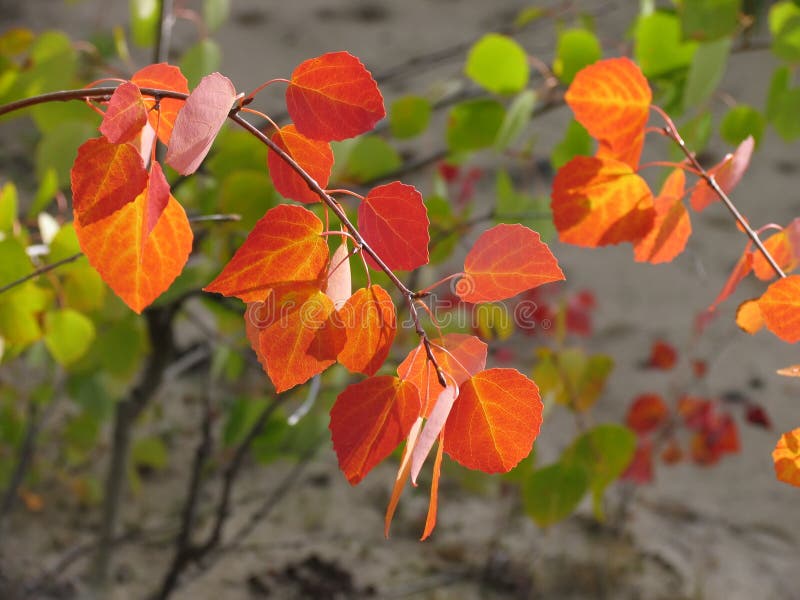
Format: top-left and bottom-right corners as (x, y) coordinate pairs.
(720, 104), (766, 147)
(342, 135), (401, 182)
(65, 412), (100, 452)
(427, 195), (458, 265)
(766, 65), (791, 121)
(223, 396), (269, 447)
(92, 317), (146, 380)
(770, 1), (800, 62)
(43, 308), (95, 366)
(465, 33), (530, 94)
(765, 66), (800, 140)
(494, 170), (554, 239)
(553, 28), (602, 84)
(523, 462), (589, 527)
(678, 0), (741, 41)
(208, 129), (267, 179)
(562, 424), (636, 519)
(389, 95), (432, 139)
(31, 99), (99, 133)
(683, 37), (732, 111)
(0, 283), (47, 346)
(668, 111), (713, 161)
(63, 265), (107, 312)
(551, 119), (592, 170)
(36, 121), (97, 189)
(494, 90), (536, 150)
(180, 39), (222, 88)
(634, 11), (698, 78)
(447, 99), (506, 152)
(132, 436), (169, 470)
(29, 168), (58, 217)
(49, 223), (81, 263)
(0, 237), (32, 287)
(532, 348), (613, 412)
(130, 0), (160, 47)
(203, 0), (231, 31)
(220, 171), (275, 230)
(0, 182), (17, 232)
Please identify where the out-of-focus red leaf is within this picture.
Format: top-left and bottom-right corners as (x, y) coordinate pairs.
(735, 299), (764, 335)
(691, 413), (740, 465)
(626, 393), (669, 435)
(455, 223), (564, 303)
(565, 58), (651, 169)
(330, 376), (421, 484)
(689, 136), (754, 212)
(141, 161), (170, 246)
(336, 284), (396, 376)
(100, 81), (148, 144)
(268, 124), (333, 204)
(358, 181), (429, 271)
(286, 51), (385, 142)
(411, 384), (457, 484)
(70, 137), (148, 226)
(204, 205), (328, 302)
(165, 72), (236, 175)
(131, 63), (189, 145)
(551, 156), (655, 247)
(325, 241), (351, 310)
(773, 428), (800, 487)
(758, 274), (800, 343)
(660, 438), (683, 464)
(646, 340), (678, 370)
(74, 190), (192, 313)
(633, 169), (691, 264)
(444, 369), (542, 473)
(621, 439), (654, 484)
(692, 359), (708, 379)
(745, 404), (771, 429)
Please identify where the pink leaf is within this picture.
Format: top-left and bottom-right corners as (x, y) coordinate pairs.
(410, 383), (458, 484)
(690, 136), (754, 212)
(100, 81), (148, 144)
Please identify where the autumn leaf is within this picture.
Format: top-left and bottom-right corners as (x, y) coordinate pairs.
(336, 284), (396, 376)
(329, 376), (421, 484)
(165, 72), (236, 175)
(70, 137), (148, 226)
(100, 81), (148, 144)
(633, 169), (691, 264)
(551, 155), (655, 247)
(268, 124), (333, 204)
(689, 136), (754, 212)
(421, 435), (444, 541)
(707, 249), (753, 313)
(773, 428), (800, 487)
(735, 299), (764, 334)
(358, 181), (430, 271)
(455, 223), (564, 303)
(131, 63), (189, 145)
(74, 190), (192, 313)
(444, 368), (542, 473)
(565, 57), (652, 168)
(411, 384), (457, 483)
(204, 204), (329, 302)
(286, 51), (385, 141)
(758, 274), (800, 343)
(626, 393), (669, 435)
(777, 365), (800, 377)
(141, 161), (170, 246)
(752, 219), (800, 280)
(325, 241), (351, 309)
(645, 340), (678, 370)
(620, 439), (654, 484)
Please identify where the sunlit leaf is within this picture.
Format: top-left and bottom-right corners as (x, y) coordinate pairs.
(633, 169), (690, 264)
(626, 393), (669, 435)
(465, 33), (529, 94)
(689, 136), (754, 212)
(773, 428), (800, 487)
(411, 384), (457, 484)
(758, 274), (800, 343)
(100, 81), (148, 144)
(268, 124), (333, 204)
(325, 241), (351, 310)
(336, 284), (396, 376)
(553, 28), (602, 84)
(131, 63), (189, 145)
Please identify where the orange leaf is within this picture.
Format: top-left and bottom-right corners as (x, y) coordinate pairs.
(397, 333), (487, 416)
(358, 181), (430, 271)
(689, 136), (754, 212)
(204, 204), (329, 302)
(708, 249), (753, 313)
(336, 284), (396, 376)
(773, 428), (800, 487)
(268, 124), (333, 204)
(247, 286), (345, 392)
(633, 169), (691, 264)
(565, 58), (652, 168)
(286, 51), (385, 142)
(646, 340), (678, 370)
(444, 368), (542, 473)
(325, 241), (352, 310)
(411, 383), (457, 484)
(735, 299), (764, 334)
(551, 156), (655, 247)
(100, 81), (148, 144)
(384, 416), (423, 538)
(165, 72), (236, 175)
(131, 63), (189, 145)
(74, 189), (192, 313)
(752, 220), (800, 280)
(777, 365), (800, 377)
(421, 434), (444, 541)
(330, 376), (421, 484)
(70, 137), (148, 226)
(758, 274), (800, 343)
(626, 393), (669, 435)
(456, 223), (564, 303)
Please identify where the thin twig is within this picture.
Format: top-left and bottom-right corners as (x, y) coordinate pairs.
(0, 253), (84, 295)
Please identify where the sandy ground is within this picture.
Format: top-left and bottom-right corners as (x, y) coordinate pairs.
(2, 1), (800, 598)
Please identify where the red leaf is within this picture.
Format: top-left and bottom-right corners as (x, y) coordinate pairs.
(745, 404), (771, 429)
(247, 287), (345, 392)
(324, 241), (352, 310)
(165, 72), (236, 175)
(268, 124), (333, 204)
(626, 393), (669, 435)
(358, 181), (430, 271)
(758, 274), (800, 343)
(691, 414), (739, 465)
(411, 384), (457, 484)
(74, 189), (192, 313)
(752, 220), (800, 280)
(397, 333), (487, 416)
(633, 169), (691, 264)
(773, 428), (800, 487)
(204, 205), (329, 302)
(286, 51), (385, 141)
(565, 58), (652, 169)
(621, 439), (654, 484)
(689, 136), (754, 212)
(71, 137), (148, 226)
(660, 439), (683, 465)
(336, 284), (396, 376)
(141, 161), (170, 246)
(646, 340), (678, 370)
(444, 368), (542, 473)
(330, 376), (421, 484)
(551, 156), (655, 247)
(131, 63), (189, 145)
(100, 81), (148, 144)
(456, 224), (564, 303)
